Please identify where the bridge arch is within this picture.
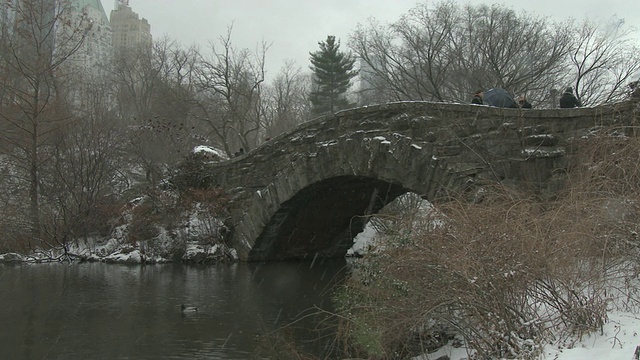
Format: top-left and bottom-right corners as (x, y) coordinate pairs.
(248, 175), (407, 260)
(231, 128), (459, 261)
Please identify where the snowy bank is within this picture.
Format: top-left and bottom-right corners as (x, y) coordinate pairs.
(0, 190), (237, 265)
(414, 311), (640, 360)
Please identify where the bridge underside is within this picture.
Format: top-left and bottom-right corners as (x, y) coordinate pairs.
(247, 176), (407, 261)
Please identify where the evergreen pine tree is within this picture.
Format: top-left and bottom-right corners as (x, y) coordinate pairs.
(309, 35), (358, 115)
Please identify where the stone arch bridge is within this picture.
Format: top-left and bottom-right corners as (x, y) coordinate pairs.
(175, 101), (639, 261)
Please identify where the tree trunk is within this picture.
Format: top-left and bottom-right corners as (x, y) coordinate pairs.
(29, 123), (40, 241)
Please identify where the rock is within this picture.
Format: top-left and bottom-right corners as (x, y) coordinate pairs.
(0, 253), (24, 263)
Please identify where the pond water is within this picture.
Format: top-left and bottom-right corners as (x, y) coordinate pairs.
(0, 259), (348, 359)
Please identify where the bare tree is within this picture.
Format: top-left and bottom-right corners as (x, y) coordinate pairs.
(138, 40), (202, 182)
(0, 0), (91, 240)
(111, 41), (161, 122)
(452, 3), (572, 104)
(111, 38), (204, 184)
(40, 112), (127, 256)
(567, 17), (640, 106)
(351, 1), (573, 107)
(351, 18), (415, 103)
(386, 2), (458, 101)
(261, 60), (311, 139)
(193, 25), (268, 157)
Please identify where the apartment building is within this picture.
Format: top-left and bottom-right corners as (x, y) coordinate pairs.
(110, 0), (152, 52)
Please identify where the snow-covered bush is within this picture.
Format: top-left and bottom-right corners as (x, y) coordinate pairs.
(190, 145), (229, 162)
(171, 146), (229, 189)
(124, 186), (232, 262)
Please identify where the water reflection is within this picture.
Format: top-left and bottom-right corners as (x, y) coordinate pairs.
(0, 259), (347, 359)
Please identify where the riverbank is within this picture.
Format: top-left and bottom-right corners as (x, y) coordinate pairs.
(0, 239), (238, 265)
(0, 187), (238, 265)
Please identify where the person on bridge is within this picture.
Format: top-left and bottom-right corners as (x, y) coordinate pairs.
(559, 87), (581, 108)
(518, 95), (532, 109)
(471, 90), (484, 105)
(629, 81), (640, 99)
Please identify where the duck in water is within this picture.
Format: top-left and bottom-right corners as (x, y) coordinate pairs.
(181, 304), (198, 313)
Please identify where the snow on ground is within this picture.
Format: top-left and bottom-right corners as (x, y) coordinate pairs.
(414, 311), (640, 359)
(347, 221), (377, 256)
(413, 343), (473, 360)
(542, 311), (640, 360)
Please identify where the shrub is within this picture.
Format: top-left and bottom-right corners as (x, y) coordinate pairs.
(127, 187), (230, 247)
(334, 124), (640, 359)
(178, 187), (231, 244)
(128, 201), (162, 243)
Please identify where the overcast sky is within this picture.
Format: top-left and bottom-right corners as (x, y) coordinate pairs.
(123, 0), (639, 80)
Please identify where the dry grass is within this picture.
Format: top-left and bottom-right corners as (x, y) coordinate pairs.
(334, 124), (640, 359)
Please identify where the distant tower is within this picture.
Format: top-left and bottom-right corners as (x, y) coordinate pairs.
(1, 0), (112, 73)
(110, 0), (152, 52)
(0, 1), (15, 31)
(114, 0), (129, 8)
(1, 0), (58, 54)
(69, 0), (113, 72)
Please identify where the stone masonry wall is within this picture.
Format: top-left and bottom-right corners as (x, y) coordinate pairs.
(175, 100), (639, 260)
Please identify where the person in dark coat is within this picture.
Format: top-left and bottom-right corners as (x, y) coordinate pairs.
(471, 90), (484, 105)
(559, 87), (581, 108)
(629, 81), (640, 99)
(518, 95), (532, 109)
